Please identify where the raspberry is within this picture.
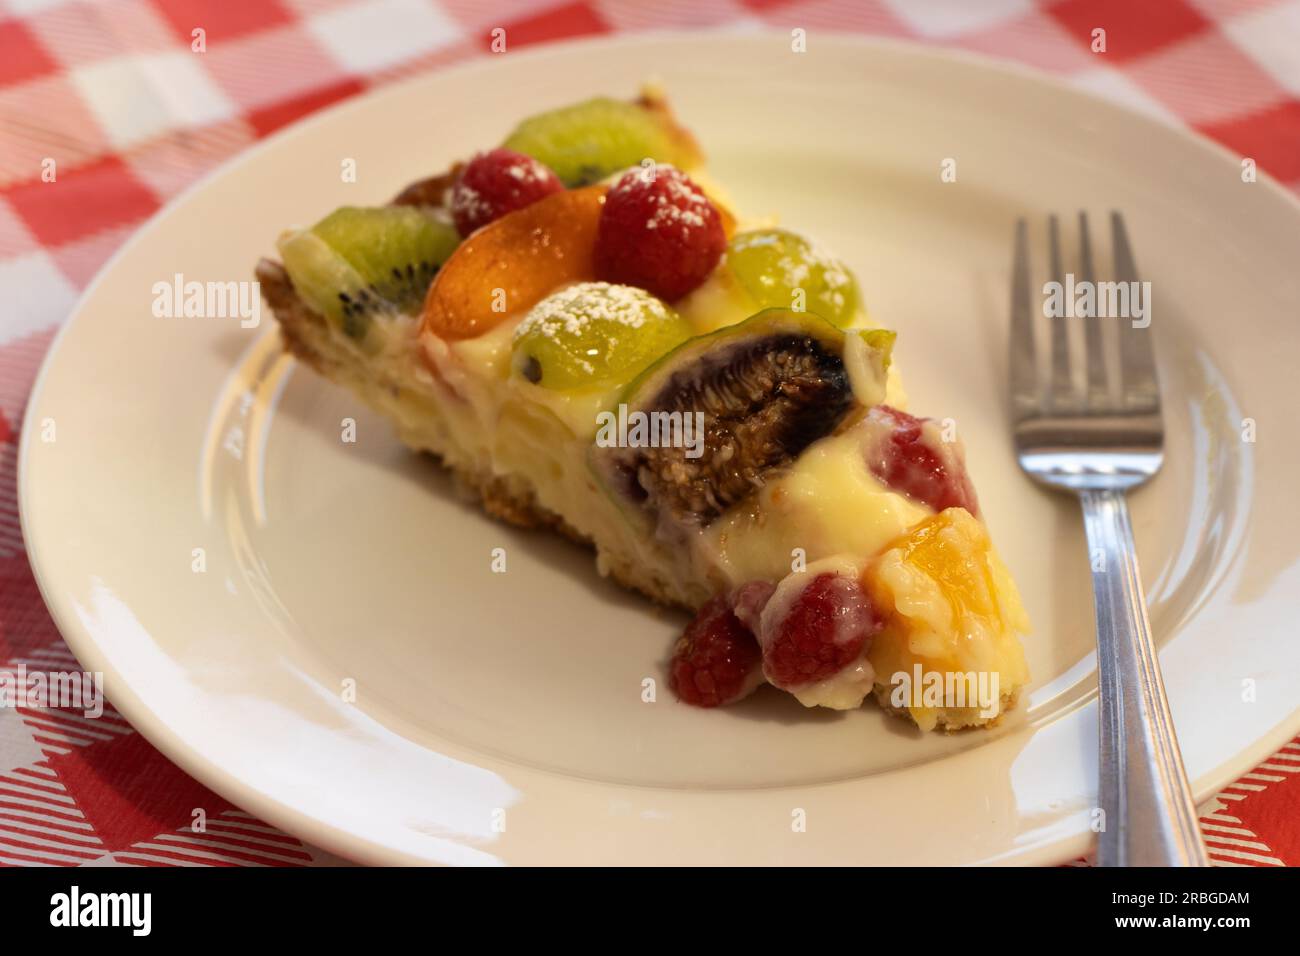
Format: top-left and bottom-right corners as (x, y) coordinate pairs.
(594, 165), (725, 301)
(865, 405), (979, 515)
(669, 595), (762, 707)
(449, 148), (564, 237)
(731, 580), (775, 633)
(760, 573), (881, 690)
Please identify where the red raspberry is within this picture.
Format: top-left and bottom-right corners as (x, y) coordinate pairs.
(594, 165), (725, 301)
(669, 595), (762, 708)
(731, 580), (775, 633)
(761, 573), (881, 690)
(449, 148), (564, 237)
(865, 405), (979, 516)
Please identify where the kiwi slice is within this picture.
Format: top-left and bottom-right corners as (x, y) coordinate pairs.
(503, 96), (701, 187)
(277, 206), (459, 347)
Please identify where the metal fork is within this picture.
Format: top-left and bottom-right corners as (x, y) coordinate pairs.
(1010, 212), (1209, 867)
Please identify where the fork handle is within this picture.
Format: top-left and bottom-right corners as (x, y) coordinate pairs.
(1080, 488), (1209, 867)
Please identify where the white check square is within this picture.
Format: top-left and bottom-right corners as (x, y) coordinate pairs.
(307, 0), (462, 74)
(1222, 0), (1300, 97)
(1069, 67), (1182, 128)
(882, 0), (1033, 38)
(0, 251), (78, 344)
(70, 52), (236, 149)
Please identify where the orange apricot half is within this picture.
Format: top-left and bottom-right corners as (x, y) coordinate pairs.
(420, 185), (607, 341)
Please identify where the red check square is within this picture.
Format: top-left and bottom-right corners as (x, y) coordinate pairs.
(1048, 0), (1211, 63)
(0, 19), (59, 85)
(486, 0), (609, 51)
(47, 731), (236, 854)
(246, 77), (365, 137)
(4, 156), (158, 248)
(1198, 98), (1300, 183)
(151, 0), (295, 45)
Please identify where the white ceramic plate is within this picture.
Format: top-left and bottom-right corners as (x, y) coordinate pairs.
(21, 34), (1300, 866)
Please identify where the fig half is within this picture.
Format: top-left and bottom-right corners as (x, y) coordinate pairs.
(593, 309), (888, 528)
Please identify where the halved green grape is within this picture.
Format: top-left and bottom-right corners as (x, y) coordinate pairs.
(503, 96), (701, 187)
(511, 282), (692, 390)
(277, 206), (460, 345)
(725, 228), (861, 328)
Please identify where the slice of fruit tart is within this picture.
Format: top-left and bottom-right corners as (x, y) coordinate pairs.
(255, 89), (1030, 732)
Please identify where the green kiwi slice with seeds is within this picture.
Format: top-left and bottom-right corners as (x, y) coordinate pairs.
(277, 206), (459, 348)
(503, 96), (701, 187)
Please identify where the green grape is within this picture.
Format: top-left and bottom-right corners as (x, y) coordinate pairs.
(512, 282), (692, 390)
(725, 228), (861, 328)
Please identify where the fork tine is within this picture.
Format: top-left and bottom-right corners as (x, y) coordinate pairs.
(1111, 212), (1159, 410)
(1047, 215), (1072, 402)
(1009, 218), (1038, 420)
(1078, 211), (1107, 403)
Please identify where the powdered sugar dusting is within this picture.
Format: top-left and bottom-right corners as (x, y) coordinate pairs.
(450, 182), (492, 229)
(609, 164), (712, 236)
(503, 153), (552, 186)
(450, 148), (563, 236)
(514, 282), (671, 372)
(732, 229), (854, 314)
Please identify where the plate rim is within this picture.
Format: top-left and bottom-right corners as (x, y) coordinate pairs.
(18, 30), (1300, 866)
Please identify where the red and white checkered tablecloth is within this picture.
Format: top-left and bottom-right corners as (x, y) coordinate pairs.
(0, 0), (1297, 868)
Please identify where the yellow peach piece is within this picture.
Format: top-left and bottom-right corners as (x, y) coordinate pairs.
(865, 508), (1030, 731)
